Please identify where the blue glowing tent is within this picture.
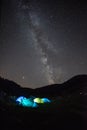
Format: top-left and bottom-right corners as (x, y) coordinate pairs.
(16, 96), (25, 104)
(16, 96), (38, 108)
(41, 98), (51, 103)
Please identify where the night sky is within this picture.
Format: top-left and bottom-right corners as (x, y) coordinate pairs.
(0, 0), (87, 88)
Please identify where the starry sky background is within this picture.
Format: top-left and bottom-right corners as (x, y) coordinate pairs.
(0, 0), (87, 88)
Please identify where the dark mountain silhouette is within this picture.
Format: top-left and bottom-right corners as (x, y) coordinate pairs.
(0, 74), (87, 97)
(0, 77), (33, 96)
(35, 74), (87, 96)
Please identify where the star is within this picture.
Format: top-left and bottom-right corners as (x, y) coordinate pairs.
(22, 76), (25, 80)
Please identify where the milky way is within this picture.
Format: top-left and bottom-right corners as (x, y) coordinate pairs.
(29, 12), (55, 84)
(19, 1), (58, 84)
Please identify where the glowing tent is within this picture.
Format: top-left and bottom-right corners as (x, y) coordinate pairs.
(41, 98), (51, 103)
(33, 98), (44, 104)
(16, 96), (38, 108)
(21, 98), (34, 107)
(16, 96), (25, 104)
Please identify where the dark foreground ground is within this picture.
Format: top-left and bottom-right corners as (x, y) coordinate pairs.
(0, 93), (87, 130)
